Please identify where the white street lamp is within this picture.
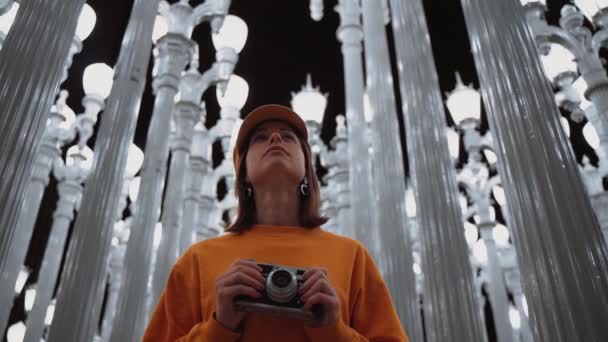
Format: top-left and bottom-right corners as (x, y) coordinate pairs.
(291, 74), (328, 124)
(217, 74), (249, 110)
(539, 43), (577, 83)
(76, 4), (97, 42)
(24, 287), (36, 312)
(66, 145), (94, 173)
(573, 0), (608, 23)
(6, 321), (25, 342)
(493, 223), (511, 247)
(14, 266), (29, 294)
(129, 176), (141, 203)
(212, 15), (248, 95)
(464, 221), (479, 249)
(484, 149), (497, 166)
(492, 185), (507, 206)
(45, 299), (56, 326)
(126, 143), (144, 178)
(509, 305), (522, 330)
(211, 14), (248, 53)
(82, 63), (114, 100)
(152, 15), (169, 43)
(446, 73), (482, 126)
(583, 122), (600, 149)
(446, 127), (461, 160)
(473, 239), (488, 266)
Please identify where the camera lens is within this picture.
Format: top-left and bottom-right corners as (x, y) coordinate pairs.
(266, 268), (297, 303)
(271, 270), (292, 288)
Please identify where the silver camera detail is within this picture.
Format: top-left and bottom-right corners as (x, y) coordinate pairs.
(234, 262), (324, 322)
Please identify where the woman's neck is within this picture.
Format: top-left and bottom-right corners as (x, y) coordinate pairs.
(253, 187), (301, 227)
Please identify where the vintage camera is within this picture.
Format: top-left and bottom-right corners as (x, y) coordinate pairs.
(234, 262), (324, 322)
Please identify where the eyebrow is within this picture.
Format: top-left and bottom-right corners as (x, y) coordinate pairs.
(253, 127), (295, 135)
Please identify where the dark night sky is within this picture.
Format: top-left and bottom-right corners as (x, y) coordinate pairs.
(7, 0), (600, 340)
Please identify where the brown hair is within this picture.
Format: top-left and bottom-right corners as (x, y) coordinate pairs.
(226, 129), (328, 233)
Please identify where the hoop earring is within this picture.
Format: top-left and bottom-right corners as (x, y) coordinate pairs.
(300, 177), (309, 197)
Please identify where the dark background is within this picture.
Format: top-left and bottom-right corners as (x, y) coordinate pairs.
(6, 0), (600, 340)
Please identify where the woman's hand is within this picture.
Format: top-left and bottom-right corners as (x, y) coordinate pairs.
(214, 259), (265, 331)
(299, 267), (340, 327)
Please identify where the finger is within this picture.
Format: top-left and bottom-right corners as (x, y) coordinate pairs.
(218, 284), (262, 301)
(299, 272), (325, 294)
(301, 279), (333, 301)
(303, 267), (328, 280)
(221, 271), (265, 291)
(217, 264), (265, 286)
(303, 292), (337, 311)
(232, 259), (263, 271)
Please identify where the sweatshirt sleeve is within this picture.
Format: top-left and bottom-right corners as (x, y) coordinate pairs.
(304, 243), (409, 341)
(142, 251), (241, 342)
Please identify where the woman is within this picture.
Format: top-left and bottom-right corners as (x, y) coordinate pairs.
(143, 104), (409, 341)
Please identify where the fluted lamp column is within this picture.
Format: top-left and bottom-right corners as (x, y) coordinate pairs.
(361, 1), (421, 338)
(388, 0), (488, 341)
(181, 123), (212, 252)
(335, 0), (375, 248)
(211, 76), (248, 224)
(0, 92), (74, 334)
(0, 62), (111, 336)
(0, 0), (92, 324)
(45, 0), (161, 340)
(155, 65), (246, 298)
(460, 0), (608, 341)
(448, 75), (512, 342)
(0, 0), (86, 319)
(23, 146), (93, 342)
(150, 10), (245, 306)
(107, 1), (201, 340)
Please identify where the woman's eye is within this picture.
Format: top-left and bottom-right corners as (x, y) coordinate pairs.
(282, 133), (295, 140)
(253, 134), (267, 142)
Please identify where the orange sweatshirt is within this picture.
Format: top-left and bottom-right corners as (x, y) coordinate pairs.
(143, 224), (409, 341)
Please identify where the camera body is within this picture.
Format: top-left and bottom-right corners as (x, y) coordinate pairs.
(234, 262), (323, 322)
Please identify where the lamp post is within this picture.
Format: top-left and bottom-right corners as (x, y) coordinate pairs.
(459, 0), (608, 340)
(181, 122), (212, 252)
(0, 62), (112, 336)
(211, 75), (248, 226)
(291, 74), (328, 163)
(387, 0), (483, 340)
(361, 1), (421, 337)
(525, 2), (608, 177)
(23, 145), (93, 342)
(45, 0), (163, 340)
(335, 0), (375, 249)
(110, 3), (233, 340)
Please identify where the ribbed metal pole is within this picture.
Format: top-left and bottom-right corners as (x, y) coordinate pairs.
(460, 0), (608, 341)
(181, 123), (211, 253)
(335, 0), (375, 250)
(0, 0), (84, 287)
(360, 0), (419, 336)
(388, 1), (487, 341)
(110, 33), (190, 342)
(45, 0), (160, 340)
(23, 175), (82, 342)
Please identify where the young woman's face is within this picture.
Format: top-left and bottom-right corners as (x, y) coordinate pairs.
(245, 120), (306, 189)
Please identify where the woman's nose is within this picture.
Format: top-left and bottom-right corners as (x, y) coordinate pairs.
(269, 131), (283, 144)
